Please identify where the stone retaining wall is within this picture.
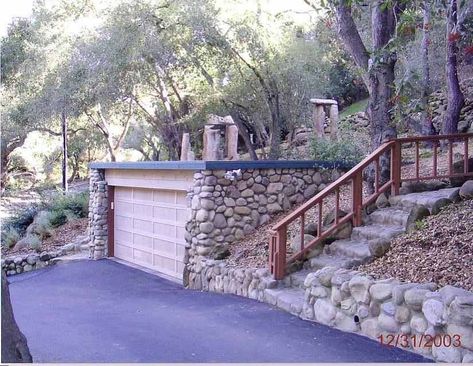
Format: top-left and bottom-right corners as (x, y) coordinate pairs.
(185, 259), (473, 363)
(89, 168), (108, 259)
(2, 253), (53, 275)
(303, 267), (473, 363)
(185, 258), (277, 299)
(2, 251), (64, 276)
(184, 167), (345, 287)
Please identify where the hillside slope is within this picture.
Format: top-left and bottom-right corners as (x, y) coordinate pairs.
(359, 199), (473, 291)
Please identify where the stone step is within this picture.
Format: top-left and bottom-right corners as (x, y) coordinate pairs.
(369, 207), (409, 227)
(304, 253), (360, 271)
(390, 187), (460, 211)
(327, 239), (372, 260)
(263, 287), (305, 316)
(351, 224), (404, 241)
(284, 269), (312, 288)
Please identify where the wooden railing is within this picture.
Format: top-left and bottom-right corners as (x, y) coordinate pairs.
(269, 133), (473, 280)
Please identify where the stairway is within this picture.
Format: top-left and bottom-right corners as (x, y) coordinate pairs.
(262, 186), (461, 317)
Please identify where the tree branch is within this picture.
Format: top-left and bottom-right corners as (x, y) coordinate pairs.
(35, 127), (87, 136)
(113, 98), (133, 151)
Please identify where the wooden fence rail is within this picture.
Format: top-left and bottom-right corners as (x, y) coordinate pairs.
(269, 133), (473, 280)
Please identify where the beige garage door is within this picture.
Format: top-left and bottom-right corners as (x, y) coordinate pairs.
(113, 186), (188, 280)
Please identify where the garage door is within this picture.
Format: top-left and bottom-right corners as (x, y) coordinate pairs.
(113, 186), (189, 280)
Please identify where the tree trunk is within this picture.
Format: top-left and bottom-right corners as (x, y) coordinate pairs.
(1, 272), (33, 363)
(105, 139), (117, 162)
(421, 1), (435, 136)
(1, 151), (11, 194)
(61, 110), (68, 192)
(267, 79), (282, 160)
(68, 155), (80, 183)
(367, 2), (399, 193)
(443, 0), (465, 134)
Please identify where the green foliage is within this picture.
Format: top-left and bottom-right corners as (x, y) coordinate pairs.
(310, 137), (364, 165)
(340, 99), (369, 119)
(44, 192), (89, 220)
(414, 219), (427, 231)
(27, 235), (42, 251)
(30, 211), (54, 239)
(2, 206), (39, 237)
(2, 228), (20, 249)
(48, 210), (68, 228)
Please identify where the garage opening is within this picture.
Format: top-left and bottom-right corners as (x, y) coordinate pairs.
(113, 187), (188, 280)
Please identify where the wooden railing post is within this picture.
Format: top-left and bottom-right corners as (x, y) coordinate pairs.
(269, 226), (287, 280)
(391, 141), (401, 196)
(352, 171), (363, 227)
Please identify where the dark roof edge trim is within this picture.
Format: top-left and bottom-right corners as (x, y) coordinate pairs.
(89, 160), (353, 171)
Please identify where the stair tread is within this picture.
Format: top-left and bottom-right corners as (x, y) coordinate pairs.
(392, 187), (460, 208)
(353, 223), (404, 231)
(306, 253), (359, 270)
(370, 207), (410, 216)
(329, 239), (371, 259)
(351, 223), (404, 240)
(369, 207), (409, 226)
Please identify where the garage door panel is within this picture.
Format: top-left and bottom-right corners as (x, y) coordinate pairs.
(176, 261), (185, 274)
(114, 186), (189, 280)
(133, 203), (153, 217)
(133, 218), (153, 234)
(116, 215), (133, 227)
(153, 190), (176, 204)
(176, 227), (186, 240)
(176, 208), (189, 221)
(176, 244), (186, 257)
(115, 200), (133, 213)
(133, 188), (153, 201)
(153, 238), (176, 257)
(115, 243), (133, 259)
(176, 191), (187, 205)
(153, 222), (175, 237)
(133, 233), (153, 250)
(115, 229), (133, 243)
(153, 206), (177, 220)
(115, 187), (132, 199)
(133, 248), (153, 265)
(153, 255), (176, 273)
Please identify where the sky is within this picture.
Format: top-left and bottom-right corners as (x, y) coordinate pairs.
(0, 0), (316, 37)
(0, 0), (34, 36)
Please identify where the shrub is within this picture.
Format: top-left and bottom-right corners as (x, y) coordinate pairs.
(310, 137), (364, 165)
(48, 209), (68, 228)
(44, 192), (89, 220)
(28, 211), (53, 239)
(27, 235), (42, 251)
(2, 228), (20, 249)
(2, 205), (39, 237)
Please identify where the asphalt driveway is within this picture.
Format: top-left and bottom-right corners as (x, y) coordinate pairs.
(8, 259), (429, 363)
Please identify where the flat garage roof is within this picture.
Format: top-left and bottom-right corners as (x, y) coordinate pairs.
(89, 160), (352, 171)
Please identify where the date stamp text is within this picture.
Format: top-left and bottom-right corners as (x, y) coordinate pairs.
(378, 334), (462, 348)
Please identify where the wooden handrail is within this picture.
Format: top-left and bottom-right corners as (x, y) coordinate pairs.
(269, 133), (473, 280)
(272, 141), (395, 230)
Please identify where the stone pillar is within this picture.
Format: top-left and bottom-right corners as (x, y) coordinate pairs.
(329, 104), (339, 141)
(226, 125), (239, 160)
(314, 105), (326, 138)
(203, 126), (219, 160)
(88, 168), (108, 260)
(180, 133), (191, 161)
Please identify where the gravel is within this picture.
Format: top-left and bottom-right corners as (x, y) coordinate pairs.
(358, 199), (473, 291)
